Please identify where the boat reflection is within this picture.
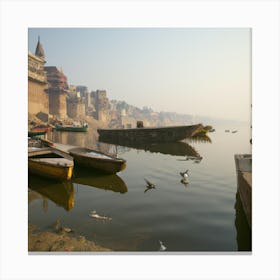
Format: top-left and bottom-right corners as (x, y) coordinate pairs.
(99, 138), (201, 157)
(234, 192), (252, 251)
(73, 167), (128, 194)
(28, 174), (74, 211)
(188, 134), (212, 143)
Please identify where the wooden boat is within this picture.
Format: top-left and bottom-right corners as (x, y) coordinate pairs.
(55, 123), (88, 132)
(31, 125), (53, 132)
(68, 147), (126, 174)
(28, 147), (74, 181)
(97, 124), (204, 144)
(28, 130), (46, 137)
(28, 138), (53, 148)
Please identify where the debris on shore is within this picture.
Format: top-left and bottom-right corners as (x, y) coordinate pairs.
(28, 224), (111, 252)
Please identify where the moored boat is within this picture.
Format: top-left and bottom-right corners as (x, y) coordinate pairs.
(31, 125), (53, 132)
(55, 123), (88, 132)
(98, 124), (204, 144)
(68, 147), (126, 174)
(28, 131), (47, 137)
(28, 147), (74, 181)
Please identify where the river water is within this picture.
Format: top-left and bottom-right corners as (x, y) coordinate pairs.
(28, 124), (252, 252)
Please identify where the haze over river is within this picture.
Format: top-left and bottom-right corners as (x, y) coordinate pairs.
(28, 124), (251, 252)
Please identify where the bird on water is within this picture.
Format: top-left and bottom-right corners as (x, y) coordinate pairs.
(180, 169), (189, 180)
(159, 240), (167, 251)
(144, 178), (156, 193)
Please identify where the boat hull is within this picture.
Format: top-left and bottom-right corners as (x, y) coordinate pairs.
(28, 159), (73, 181)
(28, 131), (46, 137)
(98, 124), (203, 143)
(69, 147), (126, 174)
(31, 126), (52, 133)
(55, 125), (88, 132)
(28, 148), (74, 181)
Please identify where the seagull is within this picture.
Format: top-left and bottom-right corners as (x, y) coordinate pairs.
(159, 240), (167, 251)
(144, 178), (156, 193)
(180, 169), (189, 184)
(180, 169), (189, 180)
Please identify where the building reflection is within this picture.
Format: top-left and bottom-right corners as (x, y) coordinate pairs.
(234, 192), (252, 251)
(51, 131), (86, 147)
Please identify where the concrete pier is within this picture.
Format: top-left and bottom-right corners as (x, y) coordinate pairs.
(234, 154), (252, 228)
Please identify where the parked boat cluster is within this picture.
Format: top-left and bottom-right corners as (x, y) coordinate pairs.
(28, 123), (207, 182)
(28, 138), (126, 181)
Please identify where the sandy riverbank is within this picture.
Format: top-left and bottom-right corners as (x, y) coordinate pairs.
(28, 224), (111, 252)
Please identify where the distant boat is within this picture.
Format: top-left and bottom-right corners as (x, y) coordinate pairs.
(232, 130), (238, 133)
(98, 124), (204, 144)
(28, 130), (46, 137)
(68, 147), (126, 174)
(28, 147), (74, 181)
(55, 123), (88, 132)
(225, 130), (230, 132)
(31, 124), (53, 133)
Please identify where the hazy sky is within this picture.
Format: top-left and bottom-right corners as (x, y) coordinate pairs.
(28, 28), (251, 121)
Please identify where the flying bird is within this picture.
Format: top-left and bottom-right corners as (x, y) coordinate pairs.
(144, 178), (156, 193)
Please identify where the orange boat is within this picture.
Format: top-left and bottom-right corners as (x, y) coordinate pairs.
(31, 125), (53, 133)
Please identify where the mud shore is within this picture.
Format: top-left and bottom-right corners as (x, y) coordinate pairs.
(28, 224), (111, 252)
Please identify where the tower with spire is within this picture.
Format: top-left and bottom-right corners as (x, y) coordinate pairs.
(35, 36), (45, 59)
(28, 36), (49, 120)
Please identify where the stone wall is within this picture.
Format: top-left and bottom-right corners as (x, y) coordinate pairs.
(49, 93), (67, 119)
(28, 51), (49, 118)
(91, 90), (111, 123)
(28, 80), (49, 116)
(67, 98), (86, 119)
(45, 66), (69, 119)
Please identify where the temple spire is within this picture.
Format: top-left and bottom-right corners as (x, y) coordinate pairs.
(35, 36), (45, 59)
